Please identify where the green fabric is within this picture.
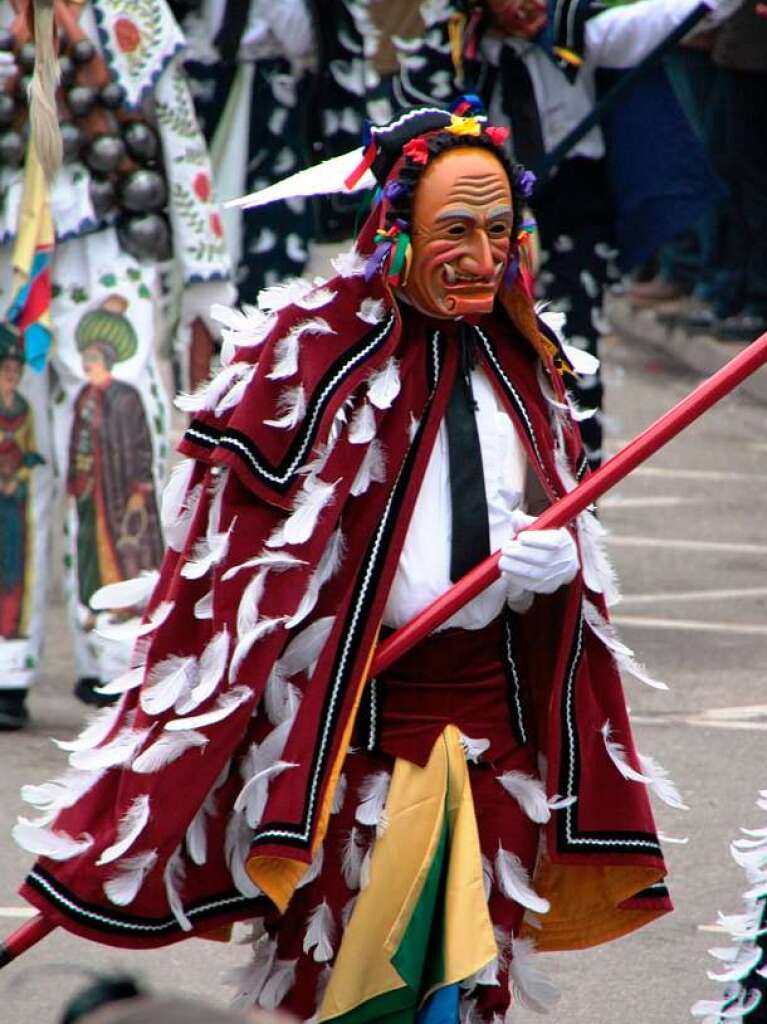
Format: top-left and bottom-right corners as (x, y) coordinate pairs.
(329, 811), (450, 1024)
(76, 495), (101, 605)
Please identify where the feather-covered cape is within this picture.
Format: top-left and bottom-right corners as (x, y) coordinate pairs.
(17, 215), (671, 951)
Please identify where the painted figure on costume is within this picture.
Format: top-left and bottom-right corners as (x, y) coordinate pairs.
(68, 296), (164, 614)
(0, 325), (42, 640)
(15, 104), (682, 1023)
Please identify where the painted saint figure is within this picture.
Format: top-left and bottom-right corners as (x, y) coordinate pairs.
(0, 326), (43, 640)
(68, 297), (164, 613)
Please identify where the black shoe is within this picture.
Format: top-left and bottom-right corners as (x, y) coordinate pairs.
(714, 312), (767, 343)
(74, 677), (118, 708)
(0, 689), (29, 730)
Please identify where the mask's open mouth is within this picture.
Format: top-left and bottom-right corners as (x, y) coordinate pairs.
(441, 262), (504, 292)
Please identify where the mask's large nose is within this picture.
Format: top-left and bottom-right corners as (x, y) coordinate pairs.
(460, 230), (495, 279)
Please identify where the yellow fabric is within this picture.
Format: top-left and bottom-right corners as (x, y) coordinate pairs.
(319, 725), (497, 1022)
(12, 144), (54, 285)
(247, 634), (380, 912)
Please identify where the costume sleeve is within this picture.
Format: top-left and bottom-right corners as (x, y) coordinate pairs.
(584, 0), (705, 69)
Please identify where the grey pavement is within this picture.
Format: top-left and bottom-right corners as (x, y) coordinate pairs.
(1, 326), (767, 1023)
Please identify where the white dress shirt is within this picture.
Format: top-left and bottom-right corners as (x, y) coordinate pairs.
(383, 366), (529, 632)
(485, 0), (710, 161)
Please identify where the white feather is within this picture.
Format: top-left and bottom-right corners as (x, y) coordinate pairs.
(164, 847), (193, 931)
(601, 721), (650, 785)
(225, 932), (277, 1008)
(497, 771), (551, 824)
(637, 752), (688, 811)
(69, 727), (152, 771)
(584, 600), (666, 690)
(331, 246), (367, 278)
(297, 286), (337, 310)
(658, 831), (689, 845)
(577, 510), (620, 607)
(97, 795), (151, 865)
(367, 357), (401, 410)
(103, 849), (158, 906)
(181, 629), (230, 711)
(269, 477), (337, 548)
(230, 618), (287, 683)
(268, 318), (336, 381)
(131, 729), (208, 773)
(303, 900), (336, 963)
(215, 366), (256, 415)
(165, 482), (203, 553)
(341, 895), (358, 929)
(175, 360), (253, 414)
(258, 278), (313, 312)
(96, 666), (145, 697)
(52, 702), (123, 752)
(186, 787), (219, 867)
(181, 521), (234, 580)
(707, 946), (764, 983)
(342, 827), (366, 889)
(494, 846), (550, 914)
(235, 761), (297, 828)
(263, 664), (302, 726)
(90, 572), (159, 612)
(509, 936), (560, 1013)
(355, 771), (390, 828)
(563, 343), (600, 376)
(459, 732), (490, 764)
(165, 685), (252, 731)
(356, 298), (386, 324)
(12, 821), (94, 861)
(140, 655), (197, 716)
(258, 959), (298, 1009)
(350, 439), (387, 497)
(279, 616), (336, 678)
(161, 460), (195, 543)
(211, 302), (277, 345)
(332, 773), (347, 815)
(286, 529), (345, 628)
(236, 570), (269, 638)
(96, 599), (173, 642)
(348, 402), (376, 445)
(223, 551), (305, 583)
(21, 767), (104, 824)
(264, 385), (307, 429)
(225, 811), (261, 898)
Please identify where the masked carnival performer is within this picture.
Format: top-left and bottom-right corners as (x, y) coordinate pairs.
(14, 104), (684, 1022)
(0, 0), (232, 728)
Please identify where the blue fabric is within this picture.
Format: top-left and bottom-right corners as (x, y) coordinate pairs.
(417, 984), (460, 1024)
(600, 65), (726, 272)
(23, 323), (51, 374)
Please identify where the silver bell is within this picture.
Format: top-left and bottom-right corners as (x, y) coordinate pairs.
(121, 169), (167, 212)
(70, 39), (95, 65)
(99, 81), (126, 111)
(89, 177), (116, 217)
(60, 121), (83, 162)
(120, 213), (171, 261)
(66, 84), (97, 118)
(0, 130), (24, 167)
(85, 133), (127, 174)
(123, 122), (159, 164)
(0, 94), (15, 128)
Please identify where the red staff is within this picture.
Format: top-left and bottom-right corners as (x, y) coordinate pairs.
(4, 331), (767, 967)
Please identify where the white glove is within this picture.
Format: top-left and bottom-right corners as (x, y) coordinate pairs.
(500, 509), (579, 606)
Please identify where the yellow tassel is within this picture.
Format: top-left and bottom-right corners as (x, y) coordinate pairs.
(448, 13), (467, 87)
(29, 0), (62, 182)
(553, 46), (583, 67)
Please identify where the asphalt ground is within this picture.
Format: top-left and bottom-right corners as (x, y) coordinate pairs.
(1, 326), (766, 1023)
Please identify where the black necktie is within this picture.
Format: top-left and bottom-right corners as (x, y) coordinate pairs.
(446, 327), (491, 583)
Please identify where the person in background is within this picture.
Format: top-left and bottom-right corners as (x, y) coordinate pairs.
(0, 0), (232, 728)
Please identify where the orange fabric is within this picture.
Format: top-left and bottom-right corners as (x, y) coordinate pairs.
(522, 860), (667, 951)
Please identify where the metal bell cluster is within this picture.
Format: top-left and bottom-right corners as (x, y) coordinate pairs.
(0, 27), (171, 261)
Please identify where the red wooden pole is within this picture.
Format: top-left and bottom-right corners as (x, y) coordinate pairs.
(3, 332), (767, 969)
(0, 913), (56, 968)
(372, 331), (767, 676)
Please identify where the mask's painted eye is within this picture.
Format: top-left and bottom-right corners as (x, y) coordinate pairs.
(445, 222), (468, 237)
(488, 221), (512, 237)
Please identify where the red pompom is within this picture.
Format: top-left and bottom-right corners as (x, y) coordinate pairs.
(403, 137), (430, 165)
(485, 126), (510, 147)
